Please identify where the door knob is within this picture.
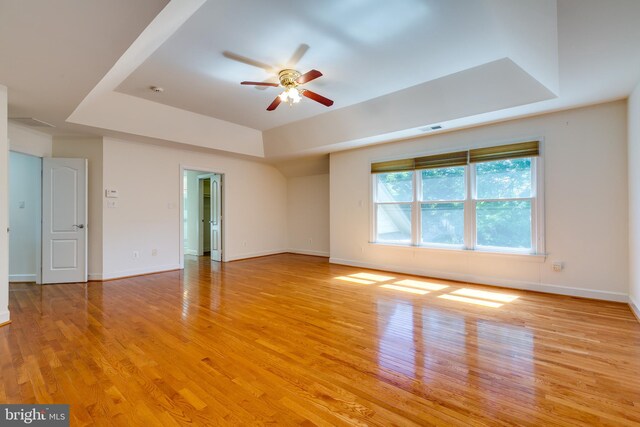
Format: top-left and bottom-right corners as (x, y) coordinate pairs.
(73, 224), (85, 229)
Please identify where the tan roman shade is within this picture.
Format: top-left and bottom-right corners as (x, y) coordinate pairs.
(370, 158), (415, 173)
(371, 140), (539, 173)
(469, 141), (539, 163)
(414, 151), (468, 170)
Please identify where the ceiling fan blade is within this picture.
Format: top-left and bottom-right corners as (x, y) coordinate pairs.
(301, 90), (333, 107)
(297, 69), (322, 85)
(267, 96), (282, 111)
(241, 81), (279, 87)
(287, 43), (309, 67)
(223, 51), (275, 72)
(255, 78), (279, 90)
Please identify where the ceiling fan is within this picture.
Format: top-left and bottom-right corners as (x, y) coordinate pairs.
(240, 69), (333, 111)
(223, 44), (334, 111)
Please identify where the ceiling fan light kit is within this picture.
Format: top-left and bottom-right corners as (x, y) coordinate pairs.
(241, 68), (333, 111)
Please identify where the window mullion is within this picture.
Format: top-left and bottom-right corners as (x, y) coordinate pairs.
(413, 171), (420, 246)
(464, 164), (476, 250)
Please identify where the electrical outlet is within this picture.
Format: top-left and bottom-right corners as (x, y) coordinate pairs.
(552, 261), (563, 272)
(308, 238), (313, 245)
(242, 241), (247, 247)
(133, 251), (139, 259)
(151, 249), (158, 256)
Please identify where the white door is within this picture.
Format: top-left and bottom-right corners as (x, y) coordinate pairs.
(42, 158), (88, 283)
(210, 175), (222, 262)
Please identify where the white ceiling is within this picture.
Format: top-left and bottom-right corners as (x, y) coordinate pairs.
(0, 0), (170, 135)
(116, 0), (515, 130)
(1, 0), (640, 163)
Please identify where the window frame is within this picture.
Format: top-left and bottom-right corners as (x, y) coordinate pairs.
(370, 147), (545, 256)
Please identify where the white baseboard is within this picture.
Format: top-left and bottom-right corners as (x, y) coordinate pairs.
(629, 296), (640, 322)
(9, 274), (36, 282)
(0, 310), (10, 325)
(329, 257), (628, 302)
(93, 264), (182, 281)
(184, 249), (199, 256)
(288, 249), (330, 257)
(225, 249), (288, 262)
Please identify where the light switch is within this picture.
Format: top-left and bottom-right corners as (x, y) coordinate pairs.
(18, 201), (25, 209)
(105, 189), (119, 198)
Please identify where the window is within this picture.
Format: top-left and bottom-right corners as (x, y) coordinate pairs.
(420, 167), (465, 246)
(371, 141), (542, 254)
(375, 172), (413, 243)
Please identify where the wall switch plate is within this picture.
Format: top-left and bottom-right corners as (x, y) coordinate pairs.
(105, 189), (119, 198)
(18, 201), (25, 209)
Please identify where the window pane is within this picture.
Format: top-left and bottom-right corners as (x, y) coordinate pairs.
(476, 201), (531, 249)
(421, 167), (465, 201)
(421, 203), (464, 245)
(376, 204), (412, 243)
(376, 172), (413, 202)
(476, 158), (532, 199)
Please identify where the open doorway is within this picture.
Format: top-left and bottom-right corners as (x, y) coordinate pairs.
(8, 151), (42, 284)
(181, 168), (224, 266)
(8, 153), (88, 284)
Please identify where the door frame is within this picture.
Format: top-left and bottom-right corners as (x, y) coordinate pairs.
(179, 165), (226, 269)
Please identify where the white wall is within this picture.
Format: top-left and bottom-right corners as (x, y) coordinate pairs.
(629, 82), (640, 311)
(0, 85), (10, 324)
(8, 122), (52, 157)
(53, 137), (104, 279)
(331, 100), (629, 301)
(101, 137), (287, 279)
(287, 174), (330, 257)
(8, 152), (41, 282)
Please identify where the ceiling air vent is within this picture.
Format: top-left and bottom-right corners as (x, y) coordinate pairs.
(9, 117), (55, 128)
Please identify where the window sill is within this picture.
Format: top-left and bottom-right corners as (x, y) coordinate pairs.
(368, 242), (547, 263)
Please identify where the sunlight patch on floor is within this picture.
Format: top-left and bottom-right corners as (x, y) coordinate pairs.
(335, 276), (375, 285)
(349, 272), (396, 282)
(394, 279), (448, 291)
(451, 288), (519, 303)
(438, 294), (503, 308)
(380, 284), (429, 295)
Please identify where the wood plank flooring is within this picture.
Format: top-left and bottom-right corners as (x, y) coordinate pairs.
(2, 253), (640, 426)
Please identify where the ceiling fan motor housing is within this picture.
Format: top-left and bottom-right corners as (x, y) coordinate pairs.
(278, 69), (301, 88)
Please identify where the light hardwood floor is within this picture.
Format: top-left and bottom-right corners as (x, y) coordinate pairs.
(2, 254), (640, 426)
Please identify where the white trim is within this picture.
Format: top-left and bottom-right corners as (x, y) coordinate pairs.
(629, 296), (640, 322)
(367, 242), (546, 262)
(329, 257), (627, 302)
(184, 249), (199, 256)
(95, 264), (181, 281)
(225, 249), (288, 262)
(288, 249), (330, 257)
(9, 274), (36, 282)
(0, 310), (10, 324)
